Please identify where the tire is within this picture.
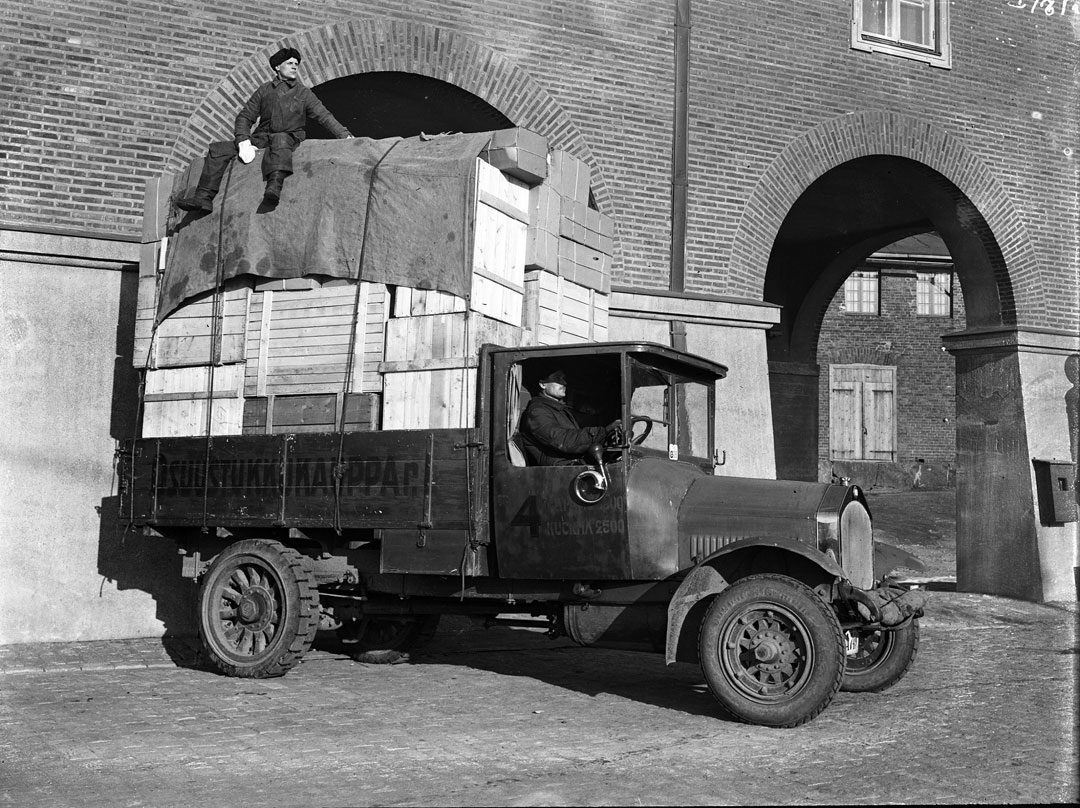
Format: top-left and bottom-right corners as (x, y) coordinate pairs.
(197, 539), (319, 678)
(338, 615), (441, 664)
(698, 574), (845, 728)
(841, 620), (920, 693)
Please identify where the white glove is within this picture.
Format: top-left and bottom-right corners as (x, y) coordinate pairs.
(237, 140), (257, 164)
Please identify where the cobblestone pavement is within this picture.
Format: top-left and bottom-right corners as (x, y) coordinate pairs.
(0, 591), (1076, 807)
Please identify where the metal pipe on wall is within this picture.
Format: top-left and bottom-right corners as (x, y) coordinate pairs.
(670, 0), (690, 293)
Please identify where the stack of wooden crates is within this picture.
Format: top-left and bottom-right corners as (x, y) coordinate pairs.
(135, 130), (615, 437)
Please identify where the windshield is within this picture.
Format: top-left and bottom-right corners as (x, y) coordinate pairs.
(627, 356), (713, 462)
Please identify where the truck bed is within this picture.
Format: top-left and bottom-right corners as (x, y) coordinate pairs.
(118, 430), (476, 532)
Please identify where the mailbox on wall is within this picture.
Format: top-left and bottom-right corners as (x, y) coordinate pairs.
(1032, 458), (1077, 524)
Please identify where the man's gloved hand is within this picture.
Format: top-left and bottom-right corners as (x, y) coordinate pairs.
(603, 419), (624, 445)
(237, 140), (257, 164)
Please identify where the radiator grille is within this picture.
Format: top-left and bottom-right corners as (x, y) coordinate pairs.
(839, 501), (875, 588)
(690, 534), (739, 561)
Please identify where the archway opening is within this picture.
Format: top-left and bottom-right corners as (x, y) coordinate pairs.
(307, 71), (515, 140)
(764, 156), (1013, 586)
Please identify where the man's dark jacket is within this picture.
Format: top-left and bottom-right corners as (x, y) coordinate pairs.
(233, 77), (351, 142)
(519, 395), (606, 466)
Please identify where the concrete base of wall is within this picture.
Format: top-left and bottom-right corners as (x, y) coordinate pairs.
(821, 459), (957, 492)
(0, 229), (197, 644)
(944, 327), (1079, 603)
(608, 289), (781, 480)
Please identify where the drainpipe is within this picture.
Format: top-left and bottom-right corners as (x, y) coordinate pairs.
(670, 0), (690, 293)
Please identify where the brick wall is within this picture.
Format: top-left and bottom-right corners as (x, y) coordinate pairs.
(817, 266), (969, 475)
(1, 1), (1075, 330)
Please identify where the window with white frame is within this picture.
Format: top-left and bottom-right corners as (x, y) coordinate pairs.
(852, 0), (951, 68)
(916, 271), (952, 316)
(842, 270), (880, 315)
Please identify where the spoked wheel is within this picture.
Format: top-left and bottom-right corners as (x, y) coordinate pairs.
(698, 574), (845, 727)
(197, 539), (319, 678)
(842, 620), (920, 693)
(338, 615), (441, 664)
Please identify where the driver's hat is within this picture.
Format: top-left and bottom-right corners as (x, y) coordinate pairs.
(539, 369), (568, 386)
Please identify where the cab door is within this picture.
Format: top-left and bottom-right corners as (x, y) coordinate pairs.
(489, 351), (631, 580)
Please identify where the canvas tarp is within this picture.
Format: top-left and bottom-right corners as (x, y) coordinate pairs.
(158, 131), (496, 321)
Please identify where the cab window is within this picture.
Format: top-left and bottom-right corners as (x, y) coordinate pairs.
(628, 356), (713, 463)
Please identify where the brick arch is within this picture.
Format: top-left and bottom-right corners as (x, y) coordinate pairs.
(165, 16), (612, 210)
(726, 110), (1042, 324)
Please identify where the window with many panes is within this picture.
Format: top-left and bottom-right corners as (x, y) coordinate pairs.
(916, 271), (952, 316)
(842, 271), (880, 315)
(852, 0), (951, 68)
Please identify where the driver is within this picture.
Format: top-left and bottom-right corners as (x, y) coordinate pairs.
(519, 370), (620, 466)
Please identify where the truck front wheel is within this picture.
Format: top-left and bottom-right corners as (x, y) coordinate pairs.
(698, 574), (845, 728)
(841, 621), (920, 693)
(197, 539), (319, 678)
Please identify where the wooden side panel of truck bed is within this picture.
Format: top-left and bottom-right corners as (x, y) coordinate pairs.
(119, 430), (475, 531)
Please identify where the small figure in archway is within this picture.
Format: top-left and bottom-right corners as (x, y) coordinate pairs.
(176, 47), (353, 213)
(519, 370), (619, 466)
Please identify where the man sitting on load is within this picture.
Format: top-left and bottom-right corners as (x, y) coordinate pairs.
(518, 370), (620, 466)
(176, 46), (353, 212)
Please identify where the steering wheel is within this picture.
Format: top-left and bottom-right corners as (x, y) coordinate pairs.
(603, 421), (625, 449)
(628, 415), (653, 445)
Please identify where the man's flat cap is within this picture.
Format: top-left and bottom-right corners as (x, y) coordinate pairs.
(540, 370), (568, 385)
(269, 47), (302, 69)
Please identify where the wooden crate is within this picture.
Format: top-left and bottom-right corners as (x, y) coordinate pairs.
(381, 367), (477, 430)
(548, 150), (591, 205)
(481, 128), (549, 185)
(556, 238), (612, 294)
(153, 284), (250, 367)
(391, 287), (466, 317)
(380, 311), (526, 430)
(524, 270), (609, 345)
(559, 197), (614, 255)
(242, 392), (380, 434)
(133, 240), (164, 369)
(243, 278), (388, 399)
(382, 311), (525, 368)
(526, 184), (561, 273)
(142, 364), (245, 438)
(471, 159), (528, 326)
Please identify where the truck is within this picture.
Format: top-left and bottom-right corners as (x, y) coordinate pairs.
(123, 130), (926, 727)
(118, 338), (927, 728)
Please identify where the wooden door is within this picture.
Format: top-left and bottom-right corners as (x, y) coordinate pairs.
(829, 365), (896, 461)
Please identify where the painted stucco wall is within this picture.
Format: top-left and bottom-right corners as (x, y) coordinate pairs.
(0, 235), (196, 643)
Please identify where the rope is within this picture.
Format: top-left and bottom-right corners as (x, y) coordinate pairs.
(332, 140), (400, 534)
(201, 160), (236, 531)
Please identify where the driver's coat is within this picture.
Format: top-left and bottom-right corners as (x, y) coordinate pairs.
(519, 395), (607, 466)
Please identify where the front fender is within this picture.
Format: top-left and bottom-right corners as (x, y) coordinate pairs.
(664, 537), (848, 665)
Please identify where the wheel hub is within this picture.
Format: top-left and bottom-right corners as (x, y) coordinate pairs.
(235, 586), (274, 631)
(722, 607), (811, 701)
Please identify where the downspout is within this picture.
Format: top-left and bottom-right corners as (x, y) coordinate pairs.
(670, 0), (690, 293)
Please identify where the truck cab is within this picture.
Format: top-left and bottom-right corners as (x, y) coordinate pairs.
(119, 340), (926, 728)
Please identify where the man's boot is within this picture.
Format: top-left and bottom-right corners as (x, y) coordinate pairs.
(263, 171), (286, 203)
(176, 188), (215, 213)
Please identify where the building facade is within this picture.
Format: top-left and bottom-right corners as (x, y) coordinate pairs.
(818, 233), (967, 489)
(2, 0), (1077, 643)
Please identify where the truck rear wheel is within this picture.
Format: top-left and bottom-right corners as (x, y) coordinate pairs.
(338, 615), (441, 664)
(698, 574), (844, 728)
(841, 620), (920, 693)
(197, 539), (319, 678)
